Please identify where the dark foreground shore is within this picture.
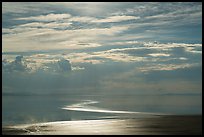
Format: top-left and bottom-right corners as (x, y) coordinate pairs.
(2, 115), (202, 135)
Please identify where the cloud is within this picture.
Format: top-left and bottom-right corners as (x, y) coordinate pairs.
(113, 2), (201, 22)
(2, 55), (28, 72)
(2, 24), (129, 52)
(148, 53), (170, 57)
(38, 41), (200, 65)
(138, 63), (200, 72)
(2, 55), (76, 73)
(58, 58), (72, 72)
(101, 73), (202, 95)
(3, 41), (201, 70)
(92, 50), (148, 63)
(15, 13), (72, 22)
(144, 4), (202, 23)
(108, 3), (201, 43)
(3, 2), (202, 53)
(2, 2), (40, 14)
(92, 15), (140, 23)
(33, 58), (73, 73)
(11, 55), (27, 72)
(98, 60), (202, 95)
(58, 41), (102, 49)
(2, 3), (202, 118)
(15, 13), (139, 24)
(2, 2), (62, 14)
(69, 16), (97, 22)
(19, 22), (72, 29)
(143, 42), (202, 53)
(15, 55), (23, 62)
(71, 66), (85, 71)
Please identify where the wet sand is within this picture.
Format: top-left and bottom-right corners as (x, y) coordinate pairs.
(2, 115), (202, 135)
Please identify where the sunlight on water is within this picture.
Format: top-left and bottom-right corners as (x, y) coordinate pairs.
(3, 116), (202, 135)
(62, 100), (169, 115)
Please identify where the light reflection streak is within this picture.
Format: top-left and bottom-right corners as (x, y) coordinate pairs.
(62, 100), (166, 115)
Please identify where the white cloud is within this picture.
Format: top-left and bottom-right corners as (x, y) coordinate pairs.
(2, 27), (37, 35)
(2, 54), (87, 73)
(115, 40), (140, 45)
(58, 41), (102, 49)
(179, 57), (188, 60)
(92, 15), (140, 23)
(72, 66), (85, 71)
(44, 41), (201, 64)
(138, 63), (200, 72)
(16, 13), (72, 22)
(69, 16), (97, 22)
(144, 42), (202, 53)
(15, 13), (139, 24)
(34, 50), (146, 64)
(20, 22), (72, 29)
(148, 53), (170, 57)
(145, 6), (202, 22)
(2, 28), (13, 34)
(87, 49), (148, 63)
(2, 24), (129, 52)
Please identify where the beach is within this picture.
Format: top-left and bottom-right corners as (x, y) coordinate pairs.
(2, 115), (202, 135)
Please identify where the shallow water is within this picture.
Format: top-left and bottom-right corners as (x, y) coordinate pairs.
(2, 93), (202, 126)
(2, 116), (202, 135)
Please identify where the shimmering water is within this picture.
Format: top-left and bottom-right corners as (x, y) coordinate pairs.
(2, 116), (202, 135)
(2, 93), (202, 126)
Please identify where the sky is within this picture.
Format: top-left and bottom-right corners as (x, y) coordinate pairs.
(2, 2), (202, 114)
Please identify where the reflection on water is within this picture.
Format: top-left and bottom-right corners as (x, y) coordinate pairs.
(62, 100), (167, 115)
(2, 93), (202, 126)
(3, 116), (202, 135)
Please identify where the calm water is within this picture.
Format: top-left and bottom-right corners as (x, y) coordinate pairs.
(2, 93), (202, 126)
(3, 116), (202, 135)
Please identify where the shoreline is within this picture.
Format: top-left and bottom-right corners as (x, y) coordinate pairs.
(2, 115), (202, 135)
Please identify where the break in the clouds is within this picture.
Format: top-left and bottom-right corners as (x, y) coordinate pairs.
(2, 2), (202, 114)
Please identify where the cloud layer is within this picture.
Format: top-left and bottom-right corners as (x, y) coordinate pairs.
(2, 2), (202, 52)
(2, 3), (202, 116)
